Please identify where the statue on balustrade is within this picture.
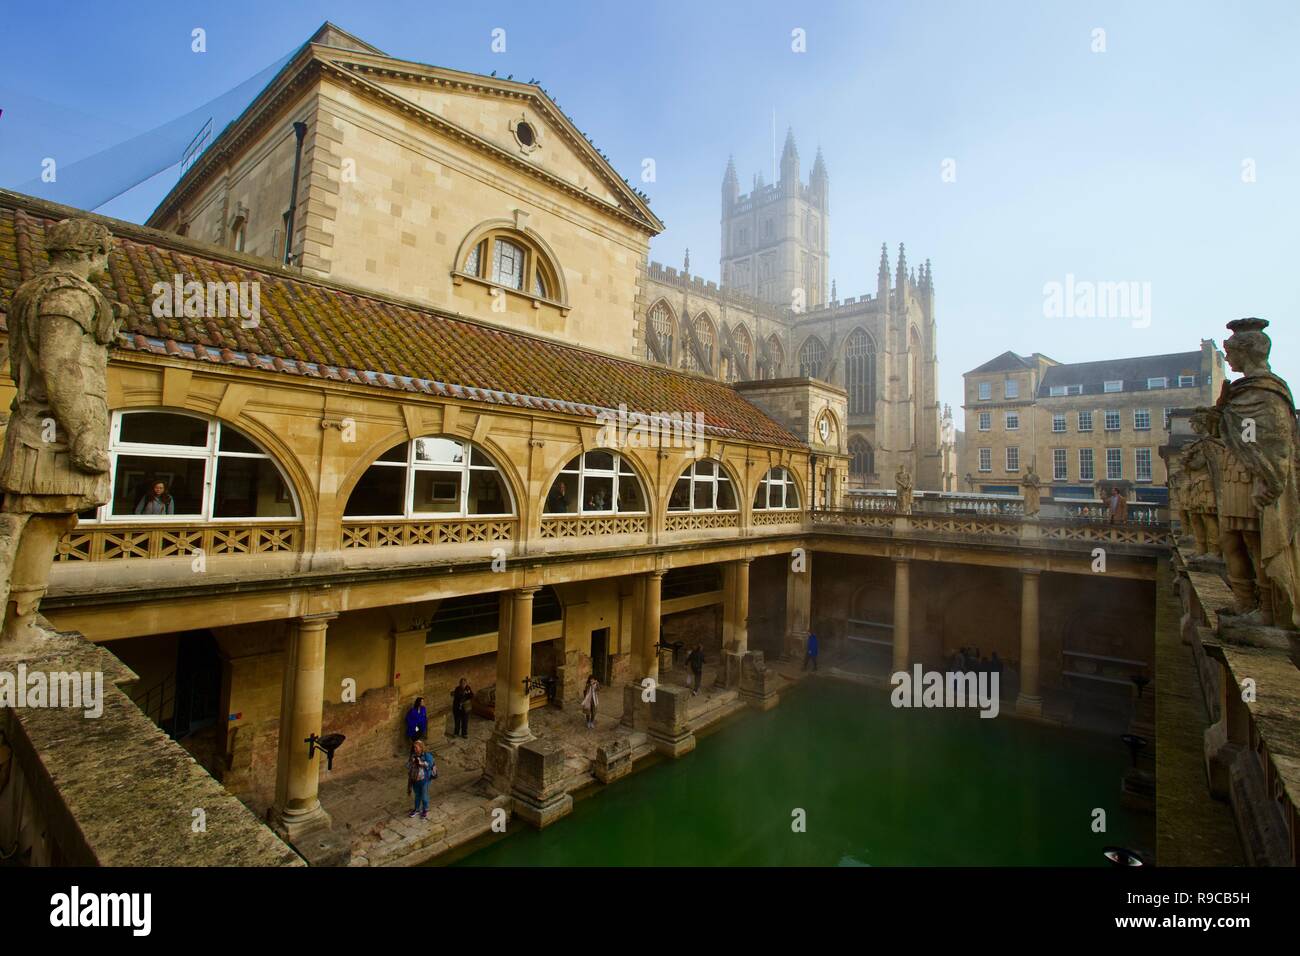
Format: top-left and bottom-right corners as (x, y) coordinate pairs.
(894, 464), (913, 514)
(1020, 465), (1042, 517)
(1180, 409), (1223, 559)
(1206, 318), (1300, 629)
(0, 219), (123, 644)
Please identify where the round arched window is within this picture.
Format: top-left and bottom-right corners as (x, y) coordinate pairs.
(345, 436), (513, 519)
(87, 410), (298, 522)
(544, 451), (646, 515)
(753, 467), (801, 510)
(668, 460), (737, 512)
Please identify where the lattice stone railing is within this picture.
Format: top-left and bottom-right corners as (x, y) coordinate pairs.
(810, 510), (894, 531)
(57, 524), (303, 562)
(909, 513), (1023, 539)
(342, 519), (516, 549)
(664, 512), (740, 532)
(539, 515), (649, 538)
(813, 509), (1171, 548)
(1038, 520), (1173, 547)
(751, 510), (804, 526)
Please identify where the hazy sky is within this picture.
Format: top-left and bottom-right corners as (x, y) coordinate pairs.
(2, 0), (1296, 411)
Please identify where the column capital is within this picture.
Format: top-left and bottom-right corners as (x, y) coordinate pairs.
(514, 585), (543, 597)
(647, 568), (668, 579)
(1020, 567), (1043, 577)
(297, 612), (338, 628)
(892, 554), (911, 565)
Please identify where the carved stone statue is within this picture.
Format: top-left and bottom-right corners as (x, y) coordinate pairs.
(894, 464), (913, 514)
(1020, 466), (1042, 517)
(1181, 409), (1223, 559)
(0, 219), (122, 643)
(1208, 318), (1300, 628)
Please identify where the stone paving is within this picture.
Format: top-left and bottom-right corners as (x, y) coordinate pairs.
(328, 657), (803, 866)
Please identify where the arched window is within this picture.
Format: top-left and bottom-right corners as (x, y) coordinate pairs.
(753, 466), (801, 510)
(458, 227), (560, 303)
(668, 459), (737, 512)
(845, 328), (877, 415)
(544, 451), (646, 515)
(86, 411), (298, 522)
(799, 336), (827, 380)
(345, 436), (513, 519)
(763, 334), (784, 380)
(732, 325), (752, 381)
(849, 436), (875, 476)
(647, 300), (675, 364)
(230, 216), (247, 253)
(694, 313), (715, 370)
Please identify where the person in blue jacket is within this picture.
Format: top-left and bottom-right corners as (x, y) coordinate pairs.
(407, 740), (436, 819)
(803, 632), (819, 672)
(405, 696), (428, 745)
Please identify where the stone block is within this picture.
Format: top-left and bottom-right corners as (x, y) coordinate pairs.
(647, 684), (695, 758)
(739, 651), (779, 710)
(716, 649), (745, 689)
(621, 682), (648, 730)
(511, 740), (573, 829)
(594, 737), (633, 784)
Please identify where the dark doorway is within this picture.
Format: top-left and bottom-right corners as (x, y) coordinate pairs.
(171, 631), (223, 739)
(590, 628), (611, 685)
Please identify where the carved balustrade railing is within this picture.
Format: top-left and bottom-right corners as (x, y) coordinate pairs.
(341, 518), (516, 549)
(57, 523), (303, 562)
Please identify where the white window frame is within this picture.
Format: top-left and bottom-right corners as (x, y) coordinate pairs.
(546, 451), (646, 516)
(1005, 446), (1020, 472)
(346, 436), (515, 521)
(978, 448), (992, 472)
(1048, 385), (1067, 397)
(978, 382), (992, 401)
(1052, 413), (1066, 433)
(668, 459), (738, 513)
(1077, 410), (1093, 432)
(1178, 374), (1196, 387)
(1146, 377), (1167, 389)
(1135, 447), (1153, 483)
(1104, 409), (1121, 432)
(1052, 448), (1068, 481)
(978, 412), (991, 432)
(1133, 408), (1151, 431)
(753, 466), (802, 511)
(1005, 412), (1020, 431)
(1079, 448), (1095, 481)
(1004, 379), (1019, 399)
(1104, 380), (1123, 393)
(1106, 447), (1123, 480)
(91, 410), (300, 525)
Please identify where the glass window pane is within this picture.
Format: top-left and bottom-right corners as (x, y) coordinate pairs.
(467, 469), (510, 515)
(217, 426), (261, 454)
(562, 455), (581, 472)
(582, 475), (613, 512)
(112, 455), (205, 517)
(213, 456), (296, 518)
(344, 464), (406, 517)
(470, 447), (495, 468)
(753, 485), (765, 509)
(669, 478), (691, 511)
(377, 443), (407, 463)
(412, 471), (463, 514)
(616, 474), (645, 512)
(119, 413), (208, 447)
(491, 238), (525, 290)
(545, 475), (578, 514)
(693, 479), (714, 510)
(716, 478), (736, 510)
(534, 272), (547, 298)
(693, 460), (715, 478)
(618, 457), (636, 476)
(414, 437), (465, 465)
(464, 242), (481, 276)
(584, 450), (615, 472)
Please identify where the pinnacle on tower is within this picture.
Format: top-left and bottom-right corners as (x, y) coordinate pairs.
(811, 146), (827, 180)
(878, 243), (890, 282)
(896, 242), (908, 284)
(780, 127), (800, 184)
(684, 247), (690, 274)
(722, 155), (739, 207)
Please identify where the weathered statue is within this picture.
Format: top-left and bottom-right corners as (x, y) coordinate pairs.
(1020, 466), (1042, 517)
(1181, 409), (1223, 559)
(0, 219), (122, 643)
(1208, 318), (1300, 628)
(894, 464), (913, 514)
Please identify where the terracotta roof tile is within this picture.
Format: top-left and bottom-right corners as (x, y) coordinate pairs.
(0, 197), (804, 448)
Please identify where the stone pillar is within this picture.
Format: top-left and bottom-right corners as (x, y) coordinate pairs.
(501, 586), (539, 743)
(892, 557), (910, 673)
(511, 740), (574, 828)
(785, 550), (812, 659)
(1017, 569), (1043, 717)
(647, 684), (696, 757)
(719, 558), (752, 688)
(641, 570), (665, 683)
(273, 612), (335, 840)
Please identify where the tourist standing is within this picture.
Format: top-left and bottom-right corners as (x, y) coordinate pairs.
(407, 740), (436, 819)
(134, 480), (175, 515)
(686, 643), (705, 696)
(405, 696), (428, 746)
(804, 632), (819, 672)
(582, 674), (599, 729)
(451, 678), (473, 738)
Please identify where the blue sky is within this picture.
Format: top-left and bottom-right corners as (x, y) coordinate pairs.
(1, 0), (1296, 409)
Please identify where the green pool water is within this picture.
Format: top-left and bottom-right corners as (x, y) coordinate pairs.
(449, 679), (1152, 866)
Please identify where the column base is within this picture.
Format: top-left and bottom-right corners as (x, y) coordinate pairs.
(484, 729), (534, 790)
(271, 804), (350, 866)
(647, 727), (696, 758)
(714, 649), (745, 689)
(510, 740), (573, 829)
(594, 738), (633, 784)
(1015, 693), (1043, 718)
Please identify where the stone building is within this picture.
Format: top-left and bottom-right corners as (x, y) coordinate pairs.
(961, 343), (1225, 503)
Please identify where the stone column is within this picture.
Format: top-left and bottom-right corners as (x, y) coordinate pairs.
(1017, 569), (1043, 717)
(641, 570), (665, 683)
(732, 558), (751, 654)
(273, 612), (335, 839)
(892, 557), (910, 673)
(719, 558), (752, 688)
(785, 550), (812, 659)
(502, 586), (540, 743)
